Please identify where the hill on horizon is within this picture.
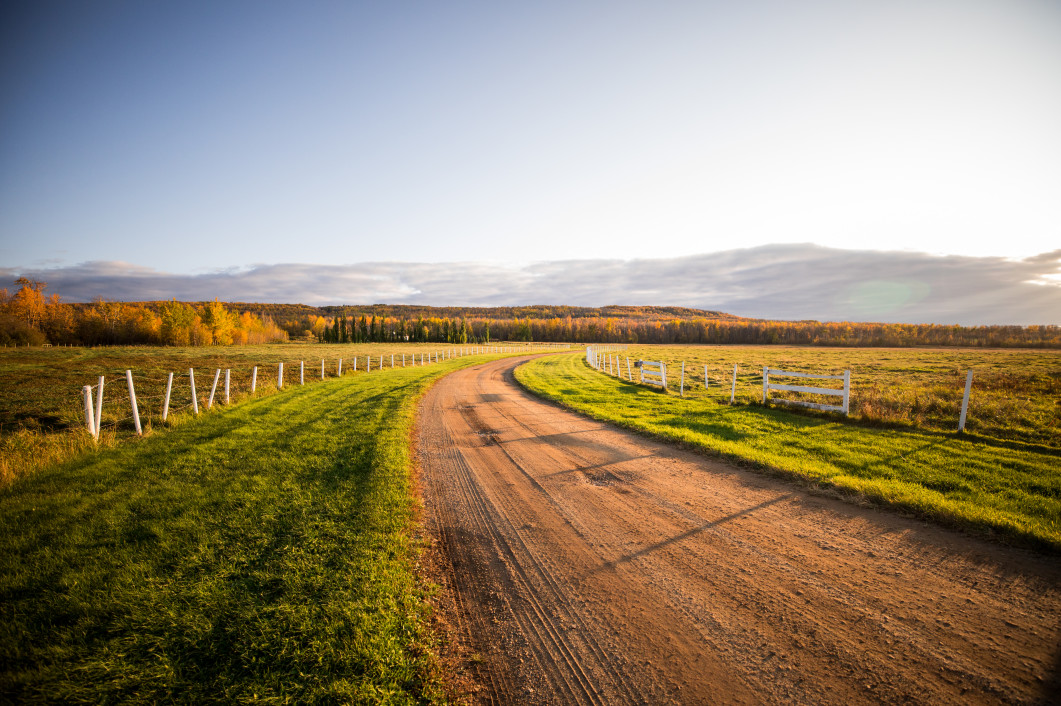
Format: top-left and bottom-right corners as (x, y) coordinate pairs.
(118, 302), (750, 323)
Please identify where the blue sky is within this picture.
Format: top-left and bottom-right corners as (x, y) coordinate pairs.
(2, 1), (1060, 323)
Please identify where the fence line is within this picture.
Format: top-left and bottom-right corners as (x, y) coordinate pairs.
(76, 344), (557, 438)
(585, 347), (863, 418)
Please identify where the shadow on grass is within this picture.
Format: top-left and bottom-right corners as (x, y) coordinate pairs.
(655, 415), (751, 442)
(0, 368), (437, 701)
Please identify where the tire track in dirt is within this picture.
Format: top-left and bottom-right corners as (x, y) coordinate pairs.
(417, 356), (1061, 704)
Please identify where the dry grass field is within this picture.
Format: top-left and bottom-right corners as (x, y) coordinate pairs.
(599, 345), (1059, 448)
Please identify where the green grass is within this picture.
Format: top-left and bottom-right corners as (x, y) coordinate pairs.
(0, 353), (501, 703)
(598, 344), (1061, 447)
(0, 342), (556, 485)
(515, 352), (1061, 552)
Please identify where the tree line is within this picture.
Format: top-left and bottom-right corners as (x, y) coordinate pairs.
(314, 311), (481, 344)
(1, 279), (1058, 348)
(0, 279), (286, 346)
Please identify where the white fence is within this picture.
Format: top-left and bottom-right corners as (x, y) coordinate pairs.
(80, 344), (548, 439)
(584, 349), (982, 430)
(762, 367), (850, 416)
(585, 345), (628, 371)
(639, 360), (667, 390)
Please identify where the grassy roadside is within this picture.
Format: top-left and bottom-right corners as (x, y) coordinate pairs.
(0, 354), (502, 703)
(1, 342), (560, 486)
(515, 353), (1061, 552)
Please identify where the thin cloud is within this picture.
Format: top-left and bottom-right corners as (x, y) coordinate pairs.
(3, 245), (1059, 325)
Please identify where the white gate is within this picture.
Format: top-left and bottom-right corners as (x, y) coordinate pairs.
(762, 367), (850, 415)
(639, 360), (667, 390)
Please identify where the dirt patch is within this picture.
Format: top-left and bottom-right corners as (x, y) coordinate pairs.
(417, 356), (1061, 704)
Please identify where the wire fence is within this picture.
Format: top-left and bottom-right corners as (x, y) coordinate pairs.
(75, 344), (558, 440)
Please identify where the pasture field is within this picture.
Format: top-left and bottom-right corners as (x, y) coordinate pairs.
(600, 345), (1060, 448)
(515, 351), (1061, 550)
(0, 342), (553, 486)
(0, 352), (507, 702)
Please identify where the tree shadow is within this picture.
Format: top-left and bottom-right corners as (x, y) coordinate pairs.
(543, 453), (658, 479)
(656, 415), (750, 442)
(594, 493), (792, 573)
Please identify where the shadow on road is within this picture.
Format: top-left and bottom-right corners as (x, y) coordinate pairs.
(596, 493), (793, 572)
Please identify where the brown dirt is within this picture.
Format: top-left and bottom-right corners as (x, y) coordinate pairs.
(415, 356), (1061, 705)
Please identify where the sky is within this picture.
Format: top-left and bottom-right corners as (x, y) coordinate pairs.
(2, 0), (1060, 324)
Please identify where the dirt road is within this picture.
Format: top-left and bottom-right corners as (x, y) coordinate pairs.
(416, 356), (1061, 704)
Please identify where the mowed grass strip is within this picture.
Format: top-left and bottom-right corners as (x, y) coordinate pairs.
(515, 353), (1061, 551)
(0, 356), (492, 703)
(0, 343), (559, 486)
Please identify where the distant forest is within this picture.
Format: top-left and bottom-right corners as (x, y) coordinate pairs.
(2, 279), (1059, 348)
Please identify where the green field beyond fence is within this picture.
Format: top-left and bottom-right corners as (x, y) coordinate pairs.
(0, 352), (515, 702)
(515, 350), (1061, 551)
(588, 345), (1060, 448)
(0, 342), (560, 486)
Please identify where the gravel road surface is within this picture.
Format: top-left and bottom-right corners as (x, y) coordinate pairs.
(416, 356), (1060, 704)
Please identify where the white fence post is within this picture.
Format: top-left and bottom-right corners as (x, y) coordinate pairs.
(83, 385), (96, 439)
(208, 368), (220, 409)
(163, 372), (173, 421)
(730, 365), (737, 404)
(626, 357), (631, 380)
(338, 358), (343, 376)
(843, 370), (851, 416)
(391, 354), (394, 368)
(300, 360), (304, 385)
(225, 369), (230, 404)
(403, 353), (406, 367)
(958, 370), (973, 432)
(250, 366), (257, 394)
(704, 365), (708, 390)
(191, 368), (200, 414)
(95, 376), (104, 437)
(126, 369), (142, 435)
(321, 358), (325, 380)
(278, 362), (283, 389)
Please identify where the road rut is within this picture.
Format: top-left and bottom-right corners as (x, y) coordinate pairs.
(416, 356), (1061, 704)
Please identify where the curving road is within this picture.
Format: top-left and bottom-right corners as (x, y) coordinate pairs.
(416, 355), (1061, 705)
